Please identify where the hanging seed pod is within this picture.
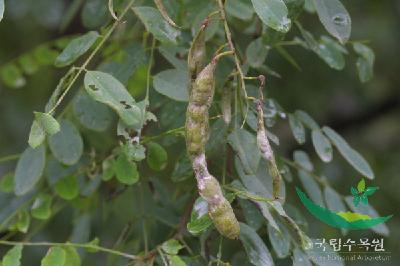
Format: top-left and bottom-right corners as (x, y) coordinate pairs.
(185, 55), (240, 239)
(192, 154), (240, 239)
(221, 81), (232, 125)
(188, 20), (207, 80)
(255, 98), (282, 200)
(154, 0), (180, 28)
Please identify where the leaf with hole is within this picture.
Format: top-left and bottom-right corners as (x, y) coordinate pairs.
(84, 71), (142, 126)
(251, 0), (291, 33)
(313, 0), (351, 43)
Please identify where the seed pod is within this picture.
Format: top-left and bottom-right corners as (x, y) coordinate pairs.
(154, 0), (180, 28)
(188, 22), (207, 80)
(221, 82), (232, 125)
(255, 99), (282, 199)
(185, 56), (240, 239)
(192, 154), (240, 239)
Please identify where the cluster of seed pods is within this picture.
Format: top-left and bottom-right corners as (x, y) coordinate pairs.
(185, 23), (240, 239)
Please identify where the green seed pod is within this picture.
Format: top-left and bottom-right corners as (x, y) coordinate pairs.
(192, 154), (240, 239)
(221, 83), (232, 125)
(190, 62), (216, 106)
(188, 22), (207, 80)
(185, 57), (240, 239)
(255, 99), (282, 200)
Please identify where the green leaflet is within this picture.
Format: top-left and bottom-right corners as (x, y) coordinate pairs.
(228, 129), (261, 175)
(134, 7), (180, 43)
(31, 193), (53, 220)
(353, 42), (375, 82)
(0, 0), (4, 22)
(14, 145), (46, 196)
(34, 112), (60, 135)
(288, 114), (306, 144)
(48, 120), (83, 166)
(146, 142), (168, 172)
(2, 245), (23, 266)
(41, 247), (66, 266)
(322, 126), (374, 179)
(114, 153), (139, 185)
(251, 0), (291, 33)
(153, 69), (189, 102)
(55, 31), (99, 67)
(311, 128), (333, 162)
(239, 223), (274, 266)
(73, 91), (112, 132)
(313, 0), (351, 43)
(28, 121), (46, 149)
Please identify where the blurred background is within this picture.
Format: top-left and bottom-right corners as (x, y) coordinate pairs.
(0, 0), (399, 265)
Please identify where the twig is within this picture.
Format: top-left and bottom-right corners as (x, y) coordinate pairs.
(216, 0), (249, 128)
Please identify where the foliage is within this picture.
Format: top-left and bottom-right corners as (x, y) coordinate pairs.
(0, 0), (391, 265)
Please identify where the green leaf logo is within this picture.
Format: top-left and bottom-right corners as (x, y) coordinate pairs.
(357, 178), (365, 193)
(351, 178), (378, 206)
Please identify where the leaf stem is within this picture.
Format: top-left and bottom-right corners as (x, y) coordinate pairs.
(0, 153), (20, 163)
